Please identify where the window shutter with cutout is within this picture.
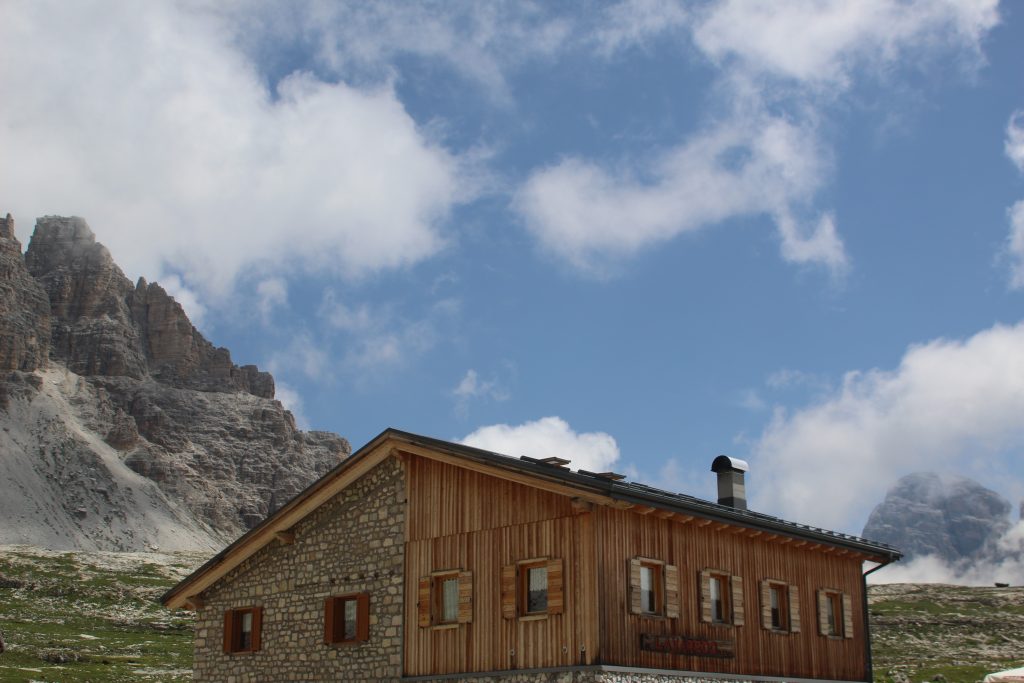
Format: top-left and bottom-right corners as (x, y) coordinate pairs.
(547, 558), (564, 615)
(501, 564), (516, 619)
(731, 575), (744, 626)
(842, 593), (854, 639)
(457, 571), (473, 624)
(250, 607), (262, 652)
(665, 564), (680, 619)
(356, 593), (370, 641)
(817, 590), (828, 635)
(760, 581), (772, 629)
(629, 559), (642, 615)
(699, 570), (712, 623)
(418, 577), (431, 627)
(789, 585), (801, 633)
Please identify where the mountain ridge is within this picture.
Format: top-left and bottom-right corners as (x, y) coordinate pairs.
(0, 214), (350, 551)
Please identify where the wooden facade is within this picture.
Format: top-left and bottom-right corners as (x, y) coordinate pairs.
(402, 452), (875, 680)
(164, 429), (900, 682)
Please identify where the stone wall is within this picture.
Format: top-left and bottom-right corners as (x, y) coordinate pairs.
(191, 456), (405, 682)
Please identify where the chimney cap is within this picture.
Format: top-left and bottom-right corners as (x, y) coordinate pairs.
(711, 455), (749, 474)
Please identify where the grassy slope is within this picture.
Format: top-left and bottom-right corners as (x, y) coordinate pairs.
(870, 583), (1024, 683)
(2, 548), (1023, 683)
(0, 547), (206, 683)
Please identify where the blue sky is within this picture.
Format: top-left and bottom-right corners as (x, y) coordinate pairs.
(4, 0), (1024, 538)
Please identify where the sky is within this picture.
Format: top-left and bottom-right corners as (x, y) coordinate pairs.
(4, 1), (1024, 556)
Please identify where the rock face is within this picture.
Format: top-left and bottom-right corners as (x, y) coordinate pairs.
(0, 215), (350, 551)
(0, 214), (51, 374)
(863, 472), (1012, 564)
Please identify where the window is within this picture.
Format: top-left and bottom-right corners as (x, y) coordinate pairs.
(501, 558), (564, 619)
(417, 571), (473, 627)
(817, 589), (853, 639)
(324, 594), (369, 645)
(223, 606), (262, 654)
(700, 569), (744, 626)
(760, 580), (800, 633)
(628, 558), (679, 618)
(523, 561), (548, 614)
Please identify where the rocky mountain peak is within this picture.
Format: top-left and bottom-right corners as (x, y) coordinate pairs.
(863, 472), (1012, 564)
(0, 213), (350, 551)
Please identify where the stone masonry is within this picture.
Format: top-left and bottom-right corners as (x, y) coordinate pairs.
(191, 457), (405, 682)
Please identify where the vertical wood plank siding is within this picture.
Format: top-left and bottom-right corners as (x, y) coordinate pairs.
(594, 507), (866, 681)
(403, 454), (867, 680)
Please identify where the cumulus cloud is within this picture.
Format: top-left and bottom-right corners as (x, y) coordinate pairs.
(516, 115), (844, 273)
(256, 278), (288, 324)
(460, 416), (620, 473)
(517, 0), (998, 275)
(692, 0), (997, 86)
(274, 381), (310, 430)
(2, 2), (466, 304)
(751, 322), (1024, 532)
(1004, 111), (1024, 173)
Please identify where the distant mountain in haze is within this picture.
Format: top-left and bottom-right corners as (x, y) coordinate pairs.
(863, 472), (1014, 566)
(0, 214), (350, 551)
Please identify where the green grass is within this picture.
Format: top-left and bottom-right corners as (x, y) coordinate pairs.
(0, 548), (201, 683)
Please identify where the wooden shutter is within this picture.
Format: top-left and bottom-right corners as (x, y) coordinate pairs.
(629, 559), (642, 615)
(699, 570), (712, 623)
(842, 593), (854, 639)
(789, 585), (801, 633)
(356, 593), (370, 642)
(501, 564), (517, 619)
(323, 598), (336, 644)
(250, 607), (262, 652)
(457, 571), (473, 624)
(547, 558), (564, 615)
(760, 581), (772, 629)
(417, 577), (431, 627)
(665, 564), (680, 619)
(731, 575), (744, 626)
(817, 590), (829, 635)
(223, 610), (234, 653)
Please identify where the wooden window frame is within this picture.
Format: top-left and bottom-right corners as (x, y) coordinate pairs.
(817, 588), (853, 639)
(629, 557), (679, 618)
(223, 606), (262, 654)
(418, 569), (473, 628)
(759, 580), (801, 634)
(324, 593), (369, 646)
(700, 569), (744, 627)
(502, 557), (564, 621)
(433, 571), (461, 626)
(520, 559), (549, 616)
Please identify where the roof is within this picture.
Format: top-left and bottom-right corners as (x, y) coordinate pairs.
(162, 428), (901, 609)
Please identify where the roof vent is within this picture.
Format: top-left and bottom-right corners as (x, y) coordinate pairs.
(711, 455), (749, 510)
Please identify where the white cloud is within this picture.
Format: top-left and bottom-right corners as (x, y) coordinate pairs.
(516, 114), (843, 273)
(693, 0), (997, 86)
(452, 369), (509, 416)
(460, 416), (620, 473)
(752, 322), (1024, 532)
(267, 334), (330, 382)
(1008, 111), (1024, 173)
(1007, 201), (1024, 289)
(516, 0), (997, 276)
(2, 2), (467, 304)
(256, 278), (288, 324)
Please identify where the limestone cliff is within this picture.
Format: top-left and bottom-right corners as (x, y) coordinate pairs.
(0, 215), (350, 551)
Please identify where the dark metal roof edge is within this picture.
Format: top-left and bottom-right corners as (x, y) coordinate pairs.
(384, 429), (901, 560)
(162, 427), (901, 606)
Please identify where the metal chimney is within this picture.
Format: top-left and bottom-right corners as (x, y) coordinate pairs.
(711, 455), (749, 510)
